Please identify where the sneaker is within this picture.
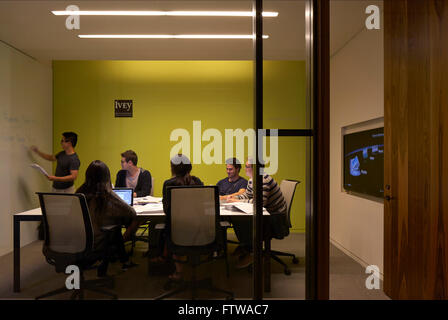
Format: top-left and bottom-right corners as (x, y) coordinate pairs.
(235, 253), (253, 269)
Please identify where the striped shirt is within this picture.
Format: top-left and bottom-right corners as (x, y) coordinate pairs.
(236, 175), (287, 215)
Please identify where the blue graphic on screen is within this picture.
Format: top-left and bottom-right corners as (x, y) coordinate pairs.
(113, 189), (133, 206)
(350, 156), (361, 176)
(343, 127), (384, 198)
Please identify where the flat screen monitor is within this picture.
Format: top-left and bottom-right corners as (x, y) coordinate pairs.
(343, 127), (384, 199)
(112, 188), (133, 206)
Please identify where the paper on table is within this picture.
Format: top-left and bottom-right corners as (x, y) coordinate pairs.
(30, 163), (49, 177)
(220, 202), (235, 207)
(144, 196), (162, 202)
(134, 195), (163, 205)
(230, 202), (254, 214)
(134, 202), (163, 214)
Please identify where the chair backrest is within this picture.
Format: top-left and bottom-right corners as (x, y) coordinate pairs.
(167, 186), (219, 247)
(37, 192), (94, 254)
(279, 180), (300, 228)
(151, 177), (155, 196)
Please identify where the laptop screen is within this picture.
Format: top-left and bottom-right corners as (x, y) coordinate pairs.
(113, 188), (133, 206)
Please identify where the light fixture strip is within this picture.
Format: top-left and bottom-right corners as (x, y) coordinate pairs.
(78, 34), (269, 39)
(51, 10), (278, 17)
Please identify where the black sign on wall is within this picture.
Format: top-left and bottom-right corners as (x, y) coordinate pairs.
(115, 100), (133, 117)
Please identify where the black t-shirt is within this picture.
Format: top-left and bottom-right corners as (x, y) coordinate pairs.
(216, 176), (248, 196)
(162, 176), (203, 214)
(53, 151), (80, 189)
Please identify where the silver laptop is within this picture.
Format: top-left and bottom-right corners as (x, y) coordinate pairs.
(112, 188), (133, 206)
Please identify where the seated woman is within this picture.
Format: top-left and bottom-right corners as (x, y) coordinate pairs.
(152, 154), (203, 280)
(76, 160), (139, 276)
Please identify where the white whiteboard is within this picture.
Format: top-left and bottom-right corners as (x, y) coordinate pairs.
(0, 41), (53, 256)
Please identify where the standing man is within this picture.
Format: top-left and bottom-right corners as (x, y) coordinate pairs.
(115, 150), (152, 198)
(216, 158), (248, 201)
(31, 131), (80, 193)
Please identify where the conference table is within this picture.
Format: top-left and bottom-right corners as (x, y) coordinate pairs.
(12, 199), (273, 294)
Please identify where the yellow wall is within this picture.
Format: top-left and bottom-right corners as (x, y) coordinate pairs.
(53, 60), (307, 232)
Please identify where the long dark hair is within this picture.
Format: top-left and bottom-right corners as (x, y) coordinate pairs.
(76, 160), (112, 214)
(170, 154), (198, 186)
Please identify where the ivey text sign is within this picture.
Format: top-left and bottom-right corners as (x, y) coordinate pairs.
(115, 100), (133, 117)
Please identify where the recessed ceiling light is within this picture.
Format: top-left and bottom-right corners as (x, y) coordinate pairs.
(51, 10), (278, 17)
(78, 34), (270, 39)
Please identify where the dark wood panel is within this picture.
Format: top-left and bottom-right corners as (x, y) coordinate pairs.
(305, 0), (329, 300)
(315, 0), (330, 300)
(384, 0), (448, 299)
(384, 0), (409, 299)
(427, 0), (448, 299)
(407, 0), (431, 299)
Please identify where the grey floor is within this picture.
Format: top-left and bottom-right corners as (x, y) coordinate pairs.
(0, 233), (388, 300)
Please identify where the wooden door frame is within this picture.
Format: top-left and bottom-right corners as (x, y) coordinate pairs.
(305, 0), (330, 300)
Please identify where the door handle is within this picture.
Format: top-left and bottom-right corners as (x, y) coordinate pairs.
(385, 196), (394, 201)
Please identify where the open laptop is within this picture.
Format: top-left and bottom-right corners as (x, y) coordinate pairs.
(112, 188), (133, 206)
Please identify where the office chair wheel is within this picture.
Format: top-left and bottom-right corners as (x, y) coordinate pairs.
(284, 268), (291, 276)
(292, 257), (299, 264)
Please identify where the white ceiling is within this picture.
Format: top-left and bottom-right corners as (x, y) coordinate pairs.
(0, 0), (382, 64)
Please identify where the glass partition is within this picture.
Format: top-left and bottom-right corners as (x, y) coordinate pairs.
(261, 0), (310, 299)
(0, 0), (258, 300)
(0, 0), (321, 301)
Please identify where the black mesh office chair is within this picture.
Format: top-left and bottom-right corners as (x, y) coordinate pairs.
(154, 186), (233, 300)
(131, 177), (155, 258)
(35, 192), (118, 300)
(265, 180), (300, 275)
(136, 176), (155, 239)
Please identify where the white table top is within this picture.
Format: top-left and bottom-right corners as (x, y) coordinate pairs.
(13, 202), (268, 217)
(14, 207), (43, 216)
